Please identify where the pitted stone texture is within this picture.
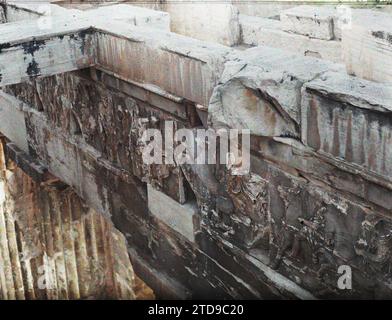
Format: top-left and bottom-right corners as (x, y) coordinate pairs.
(342, 9), (392, 83)
(209, 46), (342, 137)
(302, 71), (392, 180)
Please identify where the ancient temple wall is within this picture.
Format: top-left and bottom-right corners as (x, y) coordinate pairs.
(1, 1), (392, 299)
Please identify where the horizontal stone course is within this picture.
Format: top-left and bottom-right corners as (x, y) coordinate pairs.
(251, 136), (392, 212)
(95, 26), (233, 106)
(263, 159), (392, 298)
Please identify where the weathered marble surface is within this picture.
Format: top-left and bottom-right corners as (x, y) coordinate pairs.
(0, 19), (95, 87)
(0, 4), (233, 108)
(262, 159), (392, 298)
(5, 71), (189, 204)
(181, 146), (392, 298)
(302, 72), (392, 180)
(236, 2), (295, 18)
(95, 27), (233, 107)
(209, 46), (342, 137)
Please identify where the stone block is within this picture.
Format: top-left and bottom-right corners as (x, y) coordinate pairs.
(209, 46), (341, 137)
(251, 137), (392, 211)
(0, 19), (95, 87)
(280, 5), (338, 40)
(342, 9), (392, 83)
(89, 69), (188, 120)
(6, 1), (76, 19)
(211, 168), (270, 250)
(240, 15), (342, 63)
(95, 27), (233, 106)
(148, 184), (198, 242)
(121, 205), (264, 299)
(236, 3), (296, 18)
(302, 71), (392, 180)
(25, 112), (86, 200)
(197, 226), (315, 299)
(0, 91), (28, 152)
(24, 106), (151, 220)
(85, 4), (170, 31)
(164, 1), (240, 46)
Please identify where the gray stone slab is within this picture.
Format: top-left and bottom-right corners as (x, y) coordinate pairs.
(148, 184), (198, 242)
